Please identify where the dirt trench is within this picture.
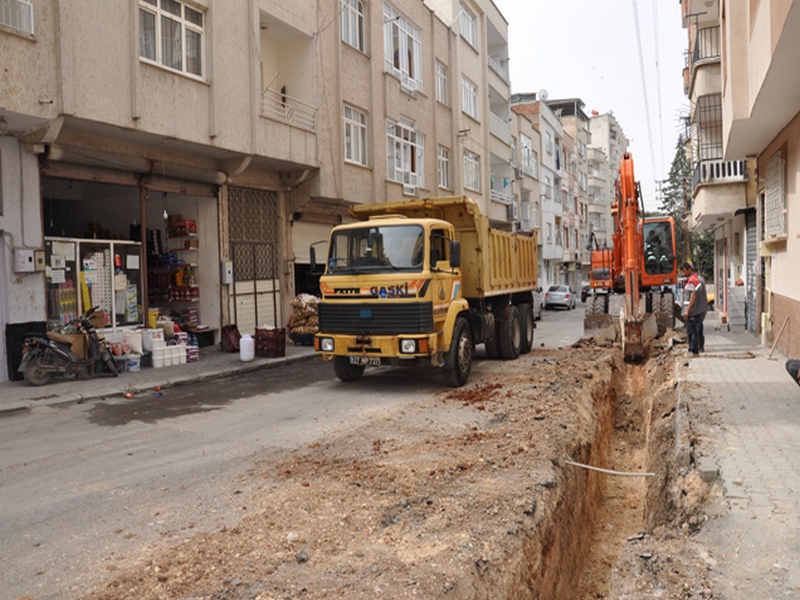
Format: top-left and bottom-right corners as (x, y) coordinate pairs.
(80, 344), (715, 600)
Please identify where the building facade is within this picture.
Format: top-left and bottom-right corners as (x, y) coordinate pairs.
(706, 0), (799, 355)
(0, 0), (519, 382)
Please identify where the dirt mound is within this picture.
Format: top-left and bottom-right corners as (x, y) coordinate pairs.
(79, 344), (718, 600)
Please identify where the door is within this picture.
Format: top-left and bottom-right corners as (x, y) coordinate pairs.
(227, 188), (283, 335)
(745, 211), (757, 333)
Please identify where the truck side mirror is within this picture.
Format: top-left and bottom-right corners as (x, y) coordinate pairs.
(449, 240), (461, 269)
(309, 240), (327, 274)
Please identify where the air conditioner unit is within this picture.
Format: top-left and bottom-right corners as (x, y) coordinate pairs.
(515, 167), (524, 179)
(403, 184), (417, 197)
(507, 203), (519, 221)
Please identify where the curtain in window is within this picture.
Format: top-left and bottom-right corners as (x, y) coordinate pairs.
(186, 29), (201, 75)
(161, 15), (182, 71)
(139, 9), (156, 60)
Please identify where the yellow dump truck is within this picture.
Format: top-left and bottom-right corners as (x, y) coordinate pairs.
(311, 196), (538, 387)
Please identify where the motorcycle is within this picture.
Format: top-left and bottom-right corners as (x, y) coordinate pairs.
(19, 306), (119, 386)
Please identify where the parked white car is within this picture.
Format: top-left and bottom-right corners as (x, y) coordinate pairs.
(544, 285), (577, 310)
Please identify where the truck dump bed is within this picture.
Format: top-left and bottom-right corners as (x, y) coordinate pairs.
(350, 196), (537, 299)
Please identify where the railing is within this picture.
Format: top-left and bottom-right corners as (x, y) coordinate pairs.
(0, 0), (34, 35)
(692, 26), (720, 65)
(488, 55), (510, 85)
(260, 88), (316, 131)
(491, 188), (512, 204)
(489, 112), (511, 144)
(692, 159), (747, 190)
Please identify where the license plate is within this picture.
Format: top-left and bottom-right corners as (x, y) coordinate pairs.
(350, 356), (381, 367)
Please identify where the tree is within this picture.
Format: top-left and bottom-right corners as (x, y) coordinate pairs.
(692, 229), (714, 282)
(660, 135), (692, 261)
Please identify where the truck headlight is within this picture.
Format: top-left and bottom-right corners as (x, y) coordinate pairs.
(319, 337), (335, 352)
(399, 339), (417, 354)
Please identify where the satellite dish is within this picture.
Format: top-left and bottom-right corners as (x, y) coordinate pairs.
(538, 89), (549, 102)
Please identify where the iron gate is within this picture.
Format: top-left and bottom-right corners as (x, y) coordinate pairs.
(228, 188), (282, 334)
(745, 211), (757, 333)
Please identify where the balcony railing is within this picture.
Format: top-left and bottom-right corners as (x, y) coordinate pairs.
(0, 0), (34, 35)
(692, 159), (747, 191)
(488, 55), (510, 85)
(491, 188), (512, 204)
(261, 87), (316, 131)
(692, 26), (720, 66)
(489, 112), (511, 144)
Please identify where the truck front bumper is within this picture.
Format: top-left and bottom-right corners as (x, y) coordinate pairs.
(314, 332), (443, 366)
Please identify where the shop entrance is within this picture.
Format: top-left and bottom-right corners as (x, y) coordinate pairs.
(228, 188), (283, 335)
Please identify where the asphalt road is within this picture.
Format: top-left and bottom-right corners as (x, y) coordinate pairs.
(0, 305), (585, 600)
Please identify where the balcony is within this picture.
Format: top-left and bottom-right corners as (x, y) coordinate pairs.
(261, 87), (316, 131)
(488, 55), (510, 85)
(491, 187), (512, 204)
(489, 111), (511, 145)
(690, 159), (747, 231)
(688, 27), (720, 97)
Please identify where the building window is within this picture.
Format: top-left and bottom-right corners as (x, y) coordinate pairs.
(438, 146), (451, 189)
(435, 61), (448, 106)
(387, 119), (424, 187)
(544, 174), (553, 200)
(344, 105), (368, 166)
(0, 0), (33, 35)
(545, 130), (553, 155)
(463, 150), (481, 191)
(384, 4), (422, 91)
(459, 2), (477, 48)
(461, 76), (478, 119)
(341, 0), (365, 52)
(764, 150), (786, 239)
(521, 134), (537, 178)
(695, 94), (723, 161)
(139, 0), (204, 77)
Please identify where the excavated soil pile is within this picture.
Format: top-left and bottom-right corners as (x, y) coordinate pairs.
(79, 342), (719, 600)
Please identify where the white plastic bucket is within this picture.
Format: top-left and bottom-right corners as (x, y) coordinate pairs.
(177, 345), (186, 364)
(153, 346), (164, 368)
(127, 353), (141, 372)
(240, 334), (255, 362)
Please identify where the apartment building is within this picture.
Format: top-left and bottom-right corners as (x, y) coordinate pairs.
(712, 0), (800, 356)
(510, 93), (564, 290)
(0, 0), (515, 382)
(680, 0), (751, 333)
(588, 111), (629, 257)
(546, 98), (592, 289)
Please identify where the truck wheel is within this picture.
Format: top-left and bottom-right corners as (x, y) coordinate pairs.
(518, 303), (534, 354)
(498, 306), (522, 360)
(332, 356), (366, 382)
(444, 317), (472, 387)
(484, 323), (500, 359)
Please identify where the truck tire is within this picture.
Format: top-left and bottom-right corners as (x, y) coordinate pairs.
(498, 305), (522, 360)
(443, 317), (472, 387)
(484, 322), (500, 359)
(518, 303), (534, 354)
(332, 356), (366, 382)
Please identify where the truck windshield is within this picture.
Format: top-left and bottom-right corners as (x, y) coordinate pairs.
(643, 221), (675, 276)
(327, 224), (425, 274)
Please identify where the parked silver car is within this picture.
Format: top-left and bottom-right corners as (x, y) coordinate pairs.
(544, 285), (577, 310)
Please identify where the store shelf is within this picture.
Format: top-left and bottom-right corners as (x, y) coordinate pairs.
(149, 263), (197, 271)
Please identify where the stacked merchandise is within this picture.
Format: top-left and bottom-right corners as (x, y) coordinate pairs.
(185, 334), (201, 362)
(86, 250), (112, 325)
(147, 229), (163, 268)
(289, 293), (319, 345)
(181, 307), (199, 328)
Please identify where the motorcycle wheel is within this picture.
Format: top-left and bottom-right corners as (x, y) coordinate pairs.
(101, 348), (119, 377)
(24, 355), (54, 386)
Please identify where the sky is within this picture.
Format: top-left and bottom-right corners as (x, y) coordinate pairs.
(492, 0), (689, 213)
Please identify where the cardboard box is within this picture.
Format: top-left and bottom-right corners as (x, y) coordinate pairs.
(90, 310), (108, 330)
(47, 332), (89, 360)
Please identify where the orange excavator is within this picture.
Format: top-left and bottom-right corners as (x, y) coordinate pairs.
(584, 153), (678, 360)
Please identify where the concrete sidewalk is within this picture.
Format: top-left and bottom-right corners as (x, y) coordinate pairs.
(0, 344), (319, 414)
(677, 314), (800, 597)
